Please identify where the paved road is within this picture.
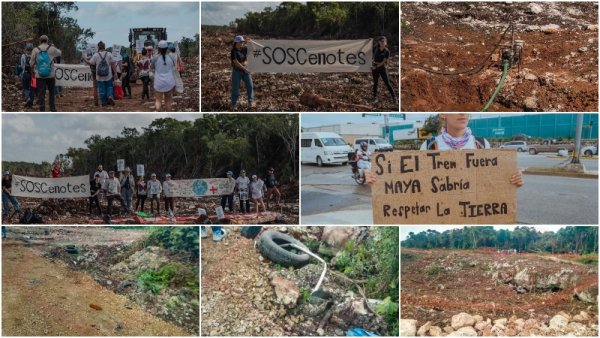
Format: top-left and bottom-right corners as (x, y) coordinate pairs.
(516, 152), (598, 172)
(301, 161), (598, 225)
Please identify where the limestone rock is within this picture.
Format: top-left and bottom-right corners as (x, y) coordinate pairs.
(400, 319), (418, 337)
(451, 313), (476, 329)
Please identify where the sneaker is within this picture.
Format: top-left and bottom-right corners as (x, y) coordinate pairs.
(200, 226), (208, 238)
(371, 98), (379, 104)
(212, 228), (228, 242)
(249, 101), (256, 108)
(108, 97), (115, 106)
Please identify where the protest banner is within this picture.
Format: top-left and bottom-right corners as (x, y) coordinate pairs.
(11, 175), (90, 199)
(247, 39), (373, 73)
(167, 179), (235, 197)
(117, 159), (125, 171)
(135, 40), (144, 53)
(54, 64), (93, 88)
(112, 44), (122, 61)
(371, 150), (517, 224)
(136, 164), (145, 176)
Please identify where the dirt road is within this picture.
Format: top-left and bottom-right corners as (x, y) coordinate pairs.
(201, 229), (286, 336)
(2, 236), (192, 336)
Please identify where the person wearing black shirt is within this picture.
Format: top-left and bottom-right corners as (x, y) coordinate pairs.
(230, 35), (255, 109)
(89, 173), (102, 215)
(371, 36), (397, 105)
(2, 171), (20, 219)
(265, 167), (281, 209)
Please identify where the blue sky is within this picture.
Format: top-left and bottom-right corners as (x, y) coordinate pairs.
(68, 2), (199, 47)
(201, 1), (282, 25)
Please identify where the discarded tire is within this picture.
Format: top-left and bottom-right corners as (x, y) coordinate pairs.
(257, 231), (310, 268)
(240, 226), (262, 239)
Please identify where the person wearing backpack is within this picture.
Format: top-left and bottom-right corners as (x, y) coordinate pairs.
(151, 40), (176, 111)
(420, 114), (524, 188)
(20, 43), (35, 108)
(83, 41), (118, 107)
(30, 35), (61, 112)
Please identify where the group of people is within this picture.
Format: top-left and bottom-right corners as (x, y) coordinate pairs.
(90, 164), (175, 217)
(18, 34), (184, 112)
(220, 167), (282, 216)
(229, 35), (397, 109)
(18, 35), (62, 111)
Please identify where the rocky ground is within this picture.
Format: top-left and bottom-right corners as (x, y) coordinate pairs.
(2, 56), (199, 112)
(201, 28), (399, 112)
(1, 188), (299, 224)
(2, 226), (199, 335)
(401, 2), (598, 111)
(201, 226), (391, 336)
(401, 248), (598, 336)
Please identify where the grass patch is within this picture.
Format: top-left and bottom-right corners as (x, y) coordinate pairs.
(576, 254), (598, 265)
(138, 262), (198, 295)
(425, 264), (443, 276)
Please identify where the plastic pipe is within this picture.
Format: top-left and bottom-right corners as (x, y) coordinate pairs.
(281, 243), (327, 294)
(481, 59), (510, 112)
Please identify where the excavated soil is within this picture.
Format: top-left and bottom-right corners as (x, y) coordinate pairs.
(400, 2), (598, 112)
(401, 248), (598, 330)
(201, 28), (399, 112)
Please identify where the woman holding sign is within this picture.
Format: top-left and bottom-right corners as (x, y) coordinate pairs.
(230, 35), (255, 109)
(421, 114), (524, 187)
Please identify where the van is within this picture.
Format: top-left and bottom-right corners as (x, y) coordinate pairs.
(499, 141), (528, 152)
(301, 132), (353, 166)
(353, 136), (393, 152)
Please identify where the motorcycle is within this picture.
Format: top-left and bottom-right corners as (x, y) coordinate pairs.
(348, 152), (366, 185)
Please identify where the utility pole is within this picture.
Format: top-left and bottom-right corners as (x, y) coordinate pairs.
(571, 114), (584, 164)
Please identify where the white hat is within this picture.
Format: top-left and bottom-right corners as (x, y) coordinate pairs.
(234, 35), (245, 43)
(157, 40), (168, 48)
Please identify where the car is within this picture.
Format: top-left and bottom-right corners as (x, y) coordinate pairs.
(581, 145), (598, 156)
(353, 137), (393, 152)
(301, 132), (352, 166)
(512, 133), (531, 140)
(499, 141), (528, 152)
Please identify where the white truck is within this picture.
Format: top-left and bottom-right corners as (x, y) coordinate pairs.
(301, 132), (352, 166)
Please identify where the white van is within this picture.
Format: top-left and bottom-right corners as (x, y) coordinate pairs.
(301, 132), (353, 166)
(353, 136), (393, 152)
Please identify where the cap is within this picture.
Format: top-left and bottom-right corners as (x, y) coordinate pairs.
(269, 167), (274, 171)
(151, 173), (157, 177)
(40, 35), (48, 41)
(166, 173), (172, 177)
(3, 171), (10, 175)
(240, 169), (246, 173)
(234, 35), (245, 43)
(124, 167), (131, 171)
(252, 174), (257, 179)
(157, 40), (168, 48)
(94, 173), (100, 177)
(226, 171), (233, 176)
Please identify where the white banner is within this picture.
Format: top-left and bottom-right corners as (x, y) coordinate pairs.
(117, 159), (125, 171)
(11, 175), (90, 198)
(137, 164), (145, 176)
(54, 64), (94, 88)
(112, 44), (122, 61)
(166, 178), (235, 198)
(135, 40), (144, 53)
(247, 39), (373, 73)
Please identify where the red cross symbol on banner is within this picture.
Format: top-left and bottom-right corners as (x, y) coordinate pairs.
(210, 186), (218, 194)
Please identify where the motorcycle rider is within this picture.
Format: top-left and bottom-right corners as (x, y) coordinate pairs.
(356, 141), (372, 172)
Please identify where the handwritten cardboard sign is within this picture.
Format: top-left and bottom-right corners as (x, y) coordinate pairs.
(371, 150), (517, 224)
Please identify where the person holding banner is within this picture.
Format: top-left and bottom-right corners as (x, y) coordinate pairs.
(84, 41), (118, 107)
(371, 36), (396, 105)
(120, 167), (136, 212)
(230, 35), (255, 109)
(89, 173), (102, 215)
(2, 171), (20, 219)
(148, 173), (163, 215)
(250, 175), (267, 216)
(163, 173), (175, 215)
(221, 171), (235, 213)
(104, 171), (128, 216)
(151, 40), (176, 112)
(30, 35), (62, 112)
(135, 176), (148, 212)
(235, 170), (251, 213)
(420, 114), (524, 187)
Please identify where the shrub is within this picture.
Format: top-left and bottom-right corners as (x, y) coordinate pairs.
(146, 227), (199, 259)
